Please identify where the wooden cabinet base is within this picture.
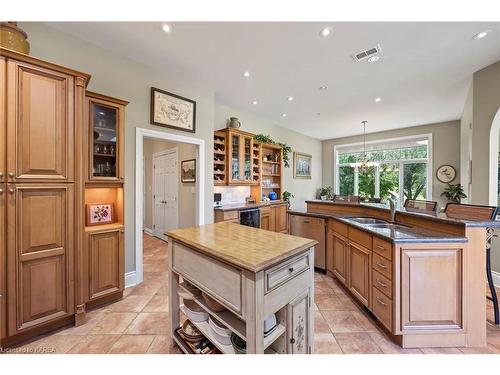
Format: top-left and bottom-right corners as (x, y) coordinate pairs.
(85, 290), (123, 311)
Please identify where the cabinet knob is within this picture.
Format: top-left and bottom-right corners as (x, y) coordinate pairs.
(120, 176), (124, 180)
(288, 267), (294, 273)
(9, 188), (15, 193)
(8, 172), (14, 178)
(0, 188), (3, 193)
(0, 172), (3, 178)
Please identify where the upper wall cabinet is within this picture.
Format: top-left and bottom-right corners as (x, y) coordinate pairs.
(6, 60), (75, 182)
(85, 92), (128, 184)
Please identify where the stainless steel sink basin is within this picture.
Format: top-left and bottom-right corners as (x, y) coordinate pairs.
(368, 223), (410, 230)
(349, 217), (388, 225)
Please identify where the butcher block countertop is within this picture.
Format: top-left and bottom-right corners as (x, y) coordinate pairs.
(166, 222), (317, 272)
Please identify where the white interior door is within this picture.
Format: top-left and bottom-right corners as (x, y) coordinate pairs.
(153, 149), (178, 240)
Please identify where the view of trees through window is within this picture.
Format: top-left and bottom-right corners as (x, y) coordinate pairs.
(336, 141), (429, 205)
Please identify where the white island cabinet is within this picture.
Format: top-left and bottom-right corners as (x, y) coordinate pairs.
(166, 222), (317, 354)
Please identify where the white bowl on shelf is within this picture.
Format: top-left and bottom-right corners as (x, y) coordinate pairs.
(208, 316), (232, 345)
(181, 303), (209, 323)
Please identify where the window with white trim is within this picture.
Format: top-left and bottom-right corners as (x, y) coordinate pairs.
(334, 135), (432, 206)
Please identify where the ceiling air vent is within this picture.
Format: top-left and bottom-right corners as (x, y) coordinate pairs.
(352, 44), (382, 62)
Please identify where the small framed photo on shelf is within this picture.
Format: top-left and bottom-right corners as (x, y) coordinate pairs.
(181, 159), (196, 183)
(293, 152), (312, 179)
(86, 203), (114, 226)
(150, 87), (196, 133)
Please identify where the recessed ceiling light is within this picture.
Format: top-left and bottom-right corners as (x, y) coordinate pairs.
(319, 86), (328, 90)
(367, 55), (380, 63)
(282, 113), (287, 118)
(375, 97), (382, 103)
(252, 100), (258, 105)
(287, 96), (294, 102)
(316, 112), (321, 116)
(243, 71), (250, 78)
(162, 23), (171, 33)
(472, 30), (490, 40)
(319, 27), (333, 37)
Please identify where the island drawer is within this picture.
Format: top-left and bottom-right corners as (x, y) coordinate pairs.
(373, 252), (392, 280)
(264, 253), (310, 293)
(222, 210), (238, 221)
(328, 219), (348, 238)
(348, 227), (372, 250)
(372, 287), (393, 331)
(373, 269), (393, 299)
(172, 242), (243, 315)
(373, 237), (393, 261)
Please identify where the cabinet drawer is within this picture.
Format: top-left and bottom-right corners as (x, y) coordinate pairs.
(328, 219), (348, 238)
(373, 252), (392, 280)
(373, 269), (392, 299)
(372, 287), (393, 331)
(223, 210), (238, 221)
(265, 253), (310, 293)
(348, 227), (372, 250)
(172, 242), (243, 315)
(373, 237), (393, 261)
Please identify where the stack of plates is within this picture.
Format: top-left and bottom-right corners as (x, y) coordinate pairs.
(182, 301), (209, 322)
(181, 320), (204, 343)
(208, 317), (232, 345)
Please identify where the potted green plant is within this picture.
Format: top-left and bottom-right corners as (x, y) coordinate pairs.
(318, 186), (334, 200)
(440, 183), (467, 203)
(282, 191), (294, 206)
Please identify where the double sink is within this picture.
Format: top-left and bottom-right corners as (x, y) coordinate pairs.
(347, 217), (410, 230)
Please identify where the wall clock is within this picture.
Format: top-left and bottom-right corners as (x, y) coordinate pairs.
(436, 165), (456, 183)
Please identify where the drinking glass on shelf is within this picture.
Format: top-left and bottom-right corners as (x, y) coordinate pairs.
(103, 144), (109, 154)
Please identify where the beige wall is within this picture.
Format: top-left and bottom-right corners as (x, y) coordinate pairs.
(214, 103), (323, 210)
(322, 120), (461, 209)
(460, 81), (473, 203)
(21, 22), (215, 273)
(143, 138), (197, 231)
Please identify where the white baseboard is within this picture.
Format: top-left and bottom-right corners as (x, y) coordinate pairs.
(492, 271), (500, 288)
(143, 227), (153, 235)
(125, 271), (138, 288)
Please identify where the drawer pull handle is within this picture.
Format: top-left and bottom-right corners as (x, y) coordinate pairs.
(289, 267), (294, 273)
(376, 262), (388, 269)
(376, 297), (387, 306)
(303, 220), (310, 224)
(290, 338), (296, 344)
(377, 280), (387, 288)
(376, 245), (386, 250)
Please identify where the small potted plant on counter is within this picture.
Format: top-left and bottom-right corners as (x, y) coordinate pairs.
(282, 191), (294, 206)
(441, 183), (467, 203)
(318, 186), (334, 200)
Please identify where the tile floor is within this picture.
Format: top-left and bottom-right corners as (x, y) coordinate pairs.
(6, 233), (500, 354)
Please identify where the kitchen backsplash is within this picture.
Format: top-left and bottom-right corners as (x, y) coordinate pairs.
(214, 186), (251, 205)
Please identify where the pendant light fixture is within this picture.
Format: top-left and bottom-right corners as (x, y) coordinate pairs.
(352, 120), (377, 173)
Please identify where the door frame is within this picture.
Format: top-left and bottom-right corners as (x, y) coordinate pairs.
(152, 147), (179, 240)
(135, 127), (205, 286)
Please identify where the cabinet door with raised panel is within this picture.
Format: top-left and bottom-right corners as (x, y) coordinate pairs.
(0, 183), (5, 340)
(87, 229), (124, 301)
(260, 207), (271, 231)
(348, 242), (371, 307)
(1, 57), (6, 183)
(275, 205), (288, 233)
(287, 291), (310, 354)
(6, 60), (74, 182)
(7, 185), (74, 335)
(332, 234), (348, 285)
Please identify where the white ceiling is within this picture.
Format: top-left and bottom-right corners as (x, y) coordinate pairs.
(46, 22), (500, 140)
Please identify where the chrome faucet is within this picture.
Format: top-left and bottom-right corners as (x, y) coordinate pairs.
(388, 198), (396, 223)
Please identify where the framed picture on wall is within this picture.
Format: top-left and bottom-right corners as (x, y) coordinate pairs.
(181, 159), (196, 183)
(86, 203), (114, 226)
(150, 87), (196, 133)
(293, 152), (312, 179)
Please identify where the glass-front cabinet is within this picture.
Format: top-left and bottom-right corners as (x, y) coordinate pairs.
(86, 92), (128, 183)
(227, 130), (255, 185)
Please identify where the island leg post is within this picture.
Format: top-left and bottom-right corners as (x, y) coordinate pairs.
(245, 271), (265, 354)
(167, 238), (180, 350)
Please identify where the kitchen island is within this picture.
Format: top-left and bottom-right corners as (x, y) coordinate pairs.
(289, 200), (500, 349)
(166, 222), (317, 354)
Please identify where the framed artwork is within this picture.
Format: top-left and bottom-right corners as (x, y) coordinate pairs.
(181, 159), (196, 183)
(436, 165), (456, 183)
(293, 152), (312, 179)
(150, 87), (196, 133)
(86, 203), (114, 226)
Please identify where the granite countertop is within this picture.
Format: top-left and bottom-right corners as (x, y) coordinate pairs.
(306, 200), (500, 228)
(288, 208), (468, 244)
(166, 222), (317, 272)
(214, 200), (288, 212)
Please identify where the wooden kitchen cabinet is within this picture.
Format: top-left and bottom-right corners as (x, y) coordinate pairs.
(287, 290), (310, 354)
(0, 183), (5, 342)
(260, 206), (272, 231)
(6, 59), (75, 183)
(6, 185), (75, 336)
(227, 130), (255, 185)
(85, 228), (124, 303)
(331, 233), (349, 285)
(348, 242), (371, 307)
(85, 92), (128, 183)
(275, 204), (288, 233)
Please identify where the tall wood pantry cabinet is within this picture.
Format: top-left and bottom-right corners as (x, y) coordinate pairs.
(0, 47), (128, 348)
(0, 47), (90, 346)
